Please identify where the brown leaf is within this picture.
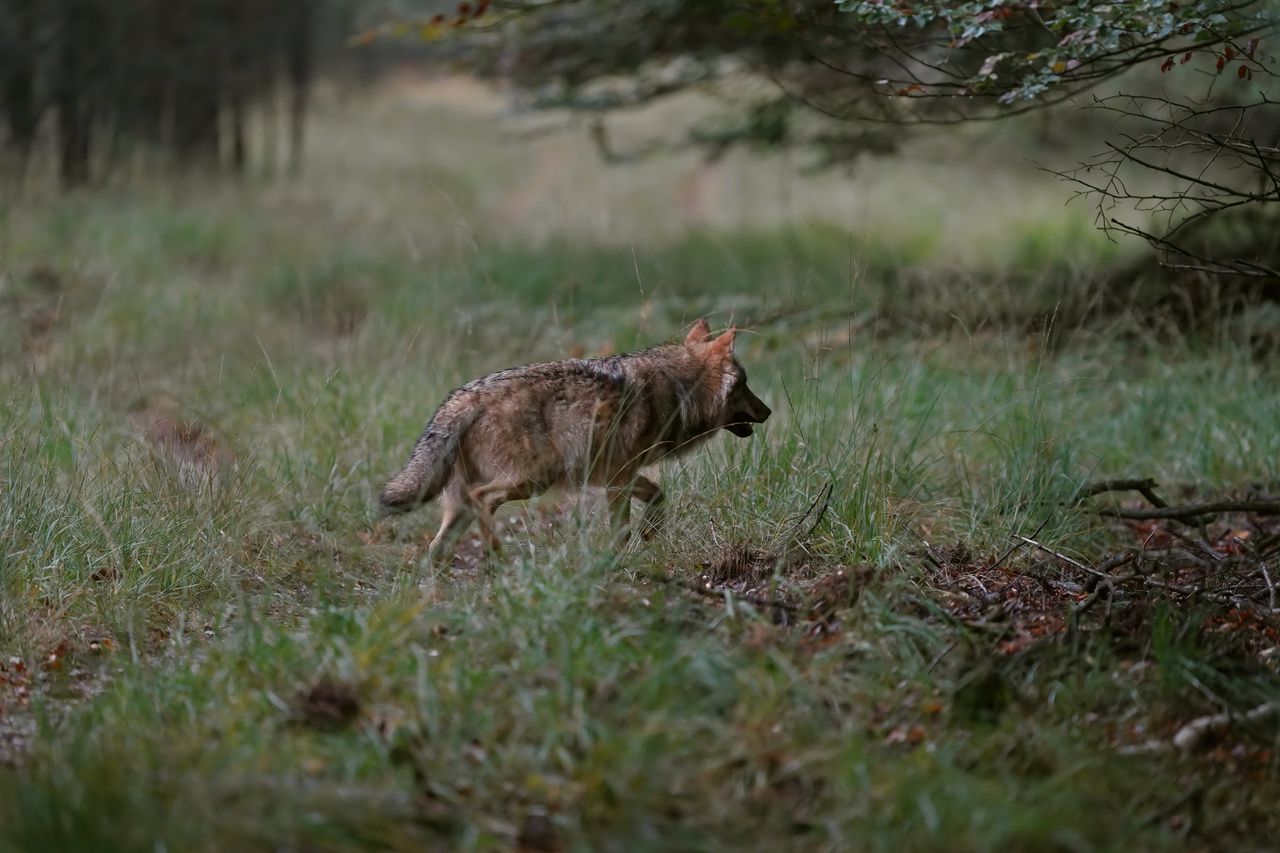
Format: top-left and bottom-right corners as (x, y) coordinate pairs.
(42, 641), (71, 672)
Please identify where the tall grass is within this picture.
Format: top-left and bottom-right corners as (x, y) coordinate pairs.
(1, 80), (1277, 850)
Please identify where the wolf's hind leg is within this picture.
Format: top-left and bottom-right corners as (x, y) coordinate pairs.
(632, 476), (665, 541)
(424, 490), (473, 569)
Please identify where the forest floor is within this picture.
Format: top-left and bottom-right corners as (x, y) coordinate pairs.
(1, 75), (1278, 851)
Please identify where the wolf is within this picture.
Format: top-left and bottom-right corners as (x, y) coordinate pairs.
(379, 319), (771, 566)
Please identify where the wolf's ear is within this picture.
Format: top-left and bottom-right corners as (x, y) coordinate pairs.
(685, 318), (712, 345)
(710, 326), (737, 354)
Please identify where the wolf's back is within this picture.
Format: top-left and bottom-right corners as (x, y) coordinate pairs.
(379, 394), (478, 513)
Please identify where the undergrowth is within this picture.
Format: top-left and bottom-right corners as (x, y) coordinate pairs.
(0, 84), (1277, 852)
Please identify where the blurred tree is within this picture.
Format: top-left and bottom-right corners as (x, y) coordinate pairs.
(835, 1), (1280, 281)
(381, 0), (1278, 280)
(453, 0), (906, 164)
(54, 0), (102, 186)
(0, 0), (38, 167)
(0, 0), (356, 185)
(289, 0), (316, 174)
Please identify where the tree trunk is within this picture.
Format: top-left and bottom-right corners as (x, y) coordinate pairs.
(56, 0), (95, 187)
(2, 0), (40, 168)
(225, 0), (252, 174)
(287, 0), (314, 176)
(171, 81), (221, 169)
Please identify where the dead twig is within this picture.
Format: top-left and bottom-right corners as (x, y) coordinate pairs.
(988, 517), (1051, 574)
(1076, 478), (1168, 508)
(1070, 552), (1139, 627)
(1122, 702), (1280, 756)
(1014, 534), (1093, 574)
(1260, 561), (1277, 613)
(795, 481), (835, 542)
(925, 639), (959, 673)
(1166, 528), (1224, 565)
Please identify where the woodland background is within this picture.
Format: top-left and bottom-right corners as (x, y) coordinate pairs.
(1, 1), (1278, 849)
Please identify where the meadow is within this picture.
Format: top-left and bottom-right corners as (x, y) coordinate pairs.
(1, 76), (1278, 851)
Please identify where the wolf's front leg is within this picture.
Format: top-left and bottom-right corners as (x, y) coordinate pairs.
(632, 476), (664, 541)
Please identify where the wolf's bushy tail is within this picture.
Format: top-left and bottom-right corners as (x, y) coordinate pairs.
(379, 399), (478, 513)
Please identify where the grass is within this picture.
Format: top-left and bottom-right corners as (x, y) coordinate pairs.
(1, 77), (1278, 851)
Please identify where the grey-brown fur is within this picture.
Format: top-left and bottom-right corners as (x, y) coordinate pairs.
(379, 320), (771, 566)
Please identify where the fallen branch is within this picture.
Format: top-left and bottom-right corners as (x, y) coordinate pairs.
(1101, 500), (1280, 521)
(1121, 702), (1279, 755)
(988, 517), (1050, 574)
(1079, 477), (1280, 520)
(1076, 478), (1168, 508)
(1172, 702), (1279, 754)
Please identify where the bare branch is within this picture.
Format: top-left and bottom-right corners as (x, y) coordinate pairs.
(1076, 478), (1168, 508)
(1101, 500), (1280, 520)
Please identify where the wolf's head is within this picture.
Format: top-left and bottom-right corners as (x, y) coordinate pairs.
(684, 319), (772, 438)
